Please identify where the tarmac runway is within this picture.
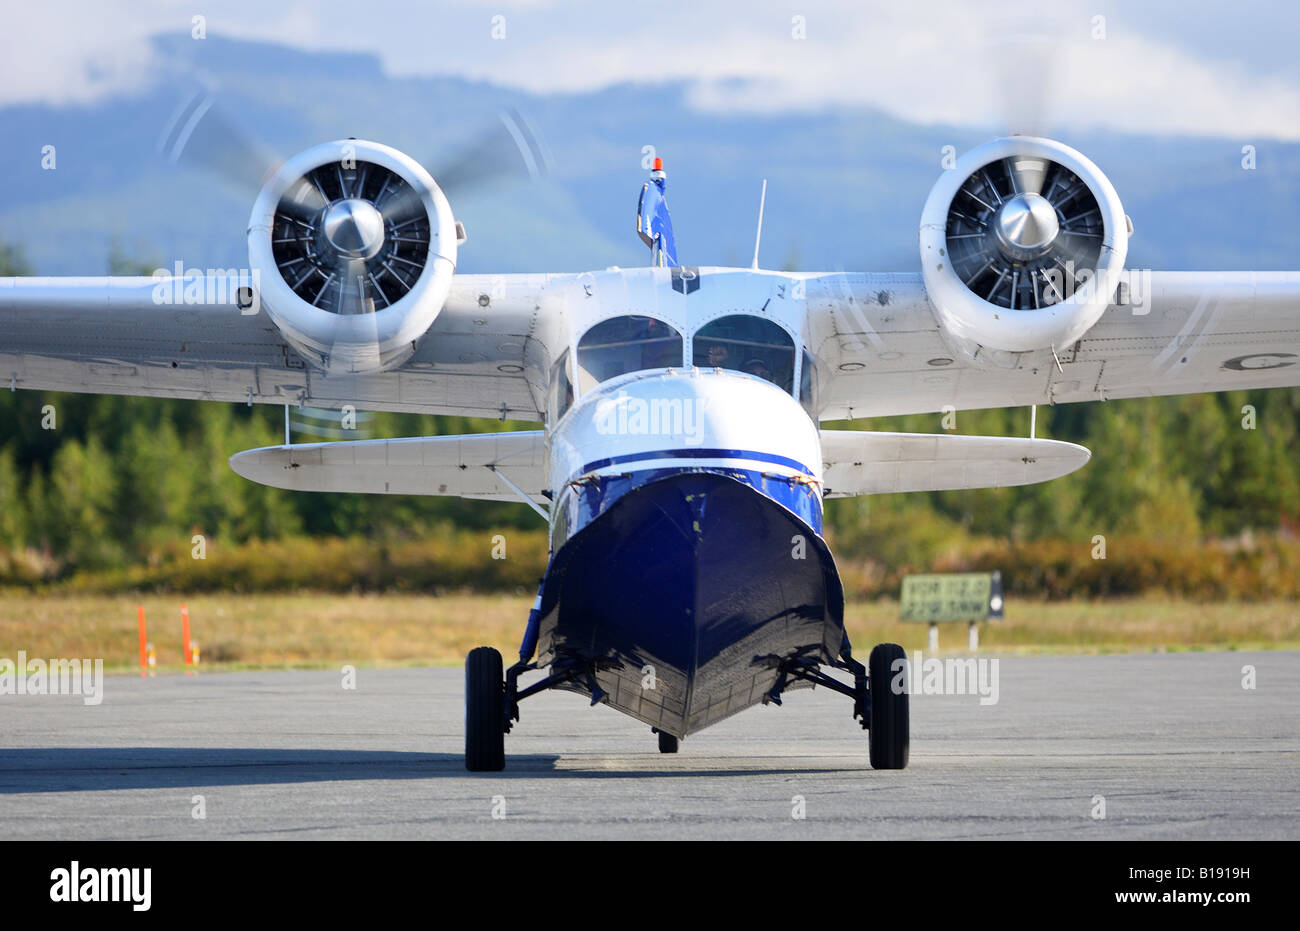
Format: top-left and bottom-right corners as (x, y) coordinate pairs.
(1, 651), (1297, 839)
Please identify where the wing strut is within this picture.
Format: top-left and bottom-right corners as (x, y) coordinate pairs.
(487, 465), (550, 521)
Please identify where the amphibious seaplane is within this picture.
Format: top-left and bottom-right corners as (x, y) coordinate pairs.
(3, 122), (1299, 771)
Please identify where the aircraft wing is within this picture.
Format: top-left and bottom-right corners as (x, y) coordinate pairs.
(809, 271), (1300, 420)
(819, 431), (1090, 497)
(0, 273), (553, 421)
(228, 430), (547, 502)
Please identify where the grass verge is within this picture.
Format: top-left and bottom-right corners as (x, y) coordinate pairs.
(0, 593), (1296, 674)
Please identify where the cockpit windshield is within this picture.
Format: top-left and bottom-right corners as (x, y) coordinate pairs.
(693, 315), (796, 394)
(576, 316), (684, 392)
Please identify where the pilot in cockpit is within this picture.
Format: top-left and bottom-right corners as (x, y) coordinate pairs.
(638, 317), (681, 369)
(742, 358), (772, 382)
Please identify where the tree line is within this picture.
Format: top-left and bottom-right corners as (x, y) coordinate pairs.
(2, 243), (1297, 584)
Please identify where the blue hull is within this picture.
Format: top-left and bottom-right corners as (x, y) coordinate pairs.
(533, 471), (844, 738)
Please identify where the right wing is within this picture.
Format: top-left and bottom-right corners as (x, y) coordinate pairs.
(820, 430), (1090, 497)
(808, 271), (1300, 420)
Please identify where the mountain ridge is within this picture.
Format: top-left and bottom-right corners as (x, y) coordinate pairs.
(1, 32), (1297, 277)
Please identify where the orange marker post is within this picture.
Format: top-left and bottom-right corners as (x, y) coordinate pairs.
(181, 603), (193, 675)
(137, 606), (148, 678)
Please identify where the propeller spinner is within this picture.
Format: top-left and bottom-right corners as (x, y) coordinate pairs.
(919, 135), (1129, 360)
(944, 154), (1104, 311)
(270, 159), (432, 319)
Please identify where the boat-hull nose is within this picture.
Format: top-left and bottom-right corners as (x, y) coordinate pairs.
(535, 470), (843, 738)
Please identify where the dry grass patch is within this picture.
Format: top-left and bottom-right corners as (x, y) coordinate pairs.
(0, 593), (1296, 672)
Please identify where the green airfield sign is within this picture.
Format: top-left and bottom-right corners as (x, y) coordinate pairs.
(899, 571), (1004, 623)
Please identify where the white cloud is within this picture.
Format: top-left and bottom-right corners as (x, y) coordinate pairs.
(0, 3), (160, 106)
(402, 0), (1300, 140)
(2, 0), (1298, 140)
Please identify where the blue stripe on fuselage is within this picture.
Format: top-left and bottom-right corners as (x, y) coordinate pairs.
(554, 464), (823, 552)
(579, 447), (815, 477)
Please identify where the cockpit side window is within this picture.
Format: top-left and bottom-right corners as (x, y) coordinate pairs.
(693, 315), (796, 395)
(576, 315), (684, 393)
(548, 348), (575, 422)
(799, 349), (818, 418)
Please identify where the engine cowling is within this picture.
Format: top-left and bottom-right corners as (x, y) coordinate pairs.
(248, 140), (457, 374)
(919, 136), (1128, 367)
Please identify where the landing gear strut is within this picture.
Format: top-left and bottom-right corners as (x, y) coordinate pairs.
(764, 638), (910, 770)
(466, 636), (909, 771)
(464, 644), (592, 772)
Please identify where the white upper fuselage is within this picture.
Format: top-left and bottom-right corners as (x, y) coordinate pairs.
(527, 266), (828, 541)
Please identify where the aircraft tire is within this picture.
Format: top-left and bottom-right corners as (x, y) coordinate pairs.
(465, 646), (506, 771)
(868, 642), (910, 770)
(657, 731), (679, 753)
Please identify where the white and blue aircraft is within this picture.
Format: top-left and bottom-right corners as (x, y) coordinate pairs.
(3, 131), (1299, 771)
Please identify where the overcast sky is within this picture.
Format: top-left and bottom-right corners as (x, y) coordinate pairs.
(4, 0), (1299, 139)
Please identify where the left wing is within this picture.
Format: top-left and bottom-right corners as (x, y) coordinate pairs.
(0, 273), (557, 421)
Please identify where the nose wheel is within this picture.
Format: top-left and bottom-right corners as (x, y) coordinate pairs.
(654, 728), (679, 753)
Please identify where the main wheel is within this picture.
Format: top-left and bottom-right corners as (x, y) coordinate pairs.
(868, 642), (909, 770)
(465, 646), (505, 772)
(657, 730), (679, 754)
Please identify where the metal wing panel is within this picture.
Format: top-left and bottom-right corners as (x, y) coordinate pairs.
(0, 275), (285, 401)
(810, 272), (1300, 420)
(228, 430), (547, 500)
(820, 430), (1091, 496)
(0, 273), (557, 419)
(1052, 272), (1300, 404)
